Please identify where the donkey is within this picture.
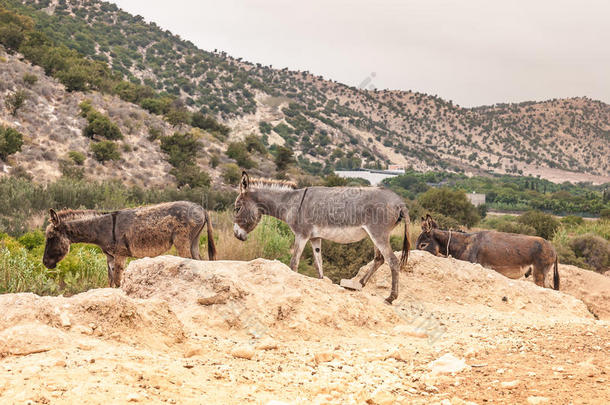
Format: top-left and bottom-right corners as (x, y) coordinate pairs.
(415, 215), (559, 290)
(232, 172), (410, 304)
(43, 201), (216, 287)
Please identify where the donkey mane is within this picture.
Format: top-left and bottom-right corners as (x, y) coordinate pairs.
(249, 178), (297, 190)
(55, 209), (111, 222)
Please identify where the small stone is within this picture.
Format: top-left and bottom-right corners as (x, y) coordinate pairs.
(501, 380), (520, 389)
(197, 292), (229, 305)
(73, 325), (93, 335)
(387, 348), (411, 362)
(527, 396), (550, 404)
(340, 279), (362, 291)
(428, 353), (467, 375)
(314, 352), (336, 364)
(231, 345), (255, 360)
(366, 390), (395, 405)
(393, 324), (428, 338)
(126, 393), (140, 402)
(183, 346), (202, 358)
(255, 338), (278, 351)
(59, 312), (71, 328)
(54, 360), (66, 367)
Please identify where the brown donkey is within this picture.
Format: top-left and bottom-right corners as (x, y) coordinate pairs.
(232, 172), (410, 304)
(415, 215), (559, 290)
(43, 201), (216, 287)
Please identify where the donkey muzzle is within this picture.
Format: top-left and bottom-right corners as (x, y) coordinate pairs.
(233, 223), (248, 241)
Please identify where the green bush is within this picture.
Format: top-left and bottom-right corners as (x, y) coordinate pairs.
(516, 210), (560, 240)
(17, 229), (44, 250)
(170, 165), (210, 188)
(91, 140), (120, 162)
(274, 145), (294, 172)
(68, 150), (86, 165)
(601, 208), (610, 221)
(221, 163), (241, 186)
(561, 215), (584, 227)
(4, 89), (27, 116)
(226, 141), (255, 169)
(496, 221), (536, 235)
(191, 112), (230, 139)
(80, 101), (123, 140)
(0, 126), (23, 160)
(160, 132), (200, 167)
(418, 188), (480, 227)
(569, 234), (610, 272)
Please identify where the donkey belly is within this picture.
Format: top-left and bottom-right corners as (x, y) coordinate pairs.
(312, 226), (368, 244)
(489, 265), (530, 279)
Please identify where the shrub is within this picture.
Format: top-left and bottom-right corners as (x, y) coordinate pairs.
(17, 230), (44, 250)
(601, 208), (610, 221)
(22, 73), (38, 86)
(191, 112), (230, 139)
(418, 188), (480, 228)
(4, 89), (27, 116)
(561, 215), (584, 227)
(274, 145), (294, 172)
(90, 141), (120, 162)
(496, 221), (536, 235)
(0, 126), (24, 160)
(170, 165), (210, 188)
(244, 134), (266, 154)
(160, 132), (200, 167)
(516, 210), (560, 240)
(80, 101), (123, 140)
(68, 150), (86, 165)
(59, 159), (85, 179)
(569, 234), (610, 272)
(226, 142), (255, 169)
(221, 163), (241, 186)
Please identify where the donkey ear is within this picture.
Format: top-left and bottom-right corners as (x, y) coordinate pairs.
(429, 218), (439, 229)
(49, 209), (61, 225)
(240, 171), (250, 194)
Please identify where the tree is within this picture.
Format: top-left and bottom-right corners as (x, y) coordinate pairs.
(165, 107), (190, 127)
(91, 141), (120, 162)
(274, 146), (294, 172)
(160, 132), (200, 167)
(418, 188), (481, 228)
(5, 89), (27, 116)
(171, 165), (210, 188)
(0, 23), (25, 52)
(0, 126), (23, 160)
(221, 163), (241, 186)
(516, 210), (560, 240)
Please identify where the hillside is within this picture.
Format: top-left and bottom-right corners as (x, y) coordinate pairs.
(0, 254), (608, 403)
(2, 0), (608, 183)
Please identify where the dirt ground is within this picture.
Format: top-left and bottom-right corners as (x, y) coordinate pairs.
(0, 252), (608, 404)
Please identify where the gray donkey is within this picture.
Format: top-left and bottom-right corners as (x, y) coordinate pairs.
(233, 172), (410, 304)
(43, 201), (216, 287)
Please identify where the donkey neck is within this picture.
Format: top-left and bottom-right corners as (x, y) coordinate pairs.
(64, 214), (114, 247)
(250, 188), (303, 223)
(434, 230), (470, 258)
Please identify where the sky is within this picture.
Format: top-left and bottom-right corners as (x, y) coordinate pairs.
(111, 0), (610, 107)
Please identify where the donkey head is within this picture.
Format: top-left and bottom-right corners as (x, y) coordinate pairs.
(43, 209), (71, 269)
(415, 214), (442, 255)
(233, 172), (262, 241)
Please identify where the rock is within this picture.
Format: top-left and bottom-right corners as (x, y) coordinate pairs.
(255, 338), (278, 351)
(501, 380), (520, 389)
(231, 345), (255, 360)
(73, 325), (93, 335)
(386, 348), (411, 362)
(314, 352), (336, 364)
(366, 390), (395, 405)
(126, 393), (140, 402)
(196, 291), (229, 306)
(527, 396), (550, 404)
(183, 346), (202, 358)
(59, 312), (71, 328)
(0, 324), (67, 357)
(428, 353), (467, 375)
(340, 279), (362, 291)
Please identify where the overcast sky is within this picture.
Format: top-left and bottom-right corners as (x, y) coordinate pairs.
(111, 0), (609, 107)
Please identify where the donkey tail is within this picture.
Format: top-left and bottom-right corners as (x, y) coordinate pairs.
(399, 208), (411, 270)
(205, 210), (217, 261)
(553, 256), (560, 290)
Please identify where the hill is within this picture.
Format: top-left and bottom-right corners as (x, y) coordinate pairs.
(0, 254), (608, 403)
(1, 0), (609, 183)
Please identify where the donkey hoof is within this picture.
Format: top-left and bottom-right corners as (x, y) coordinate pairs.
(384, 296), (396, 305)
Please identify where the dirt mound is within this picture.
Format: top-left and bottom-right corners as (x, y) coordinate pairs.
(352, 250), (593, 321)
(0, 289), (184, 350)
(122, 256), (402, 338)
(558, 264), (610, 320)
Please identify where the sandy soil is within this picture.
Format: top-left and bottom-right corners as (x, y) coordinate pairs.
(0, 252), (608, 404)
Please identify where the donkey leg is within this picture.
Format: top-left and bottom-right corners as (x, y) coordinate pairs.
(113, 256), (127, 288)
(359, 246), (384, 287)
(174, 233), (193, 259)
(532, 265), (546, 288)
(366, 230), (400, 304)
(290, 235), (308, 272)
(106, 254), (115, 287)
(190, 234), (202, 260)
(310, 238), (324, 279)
